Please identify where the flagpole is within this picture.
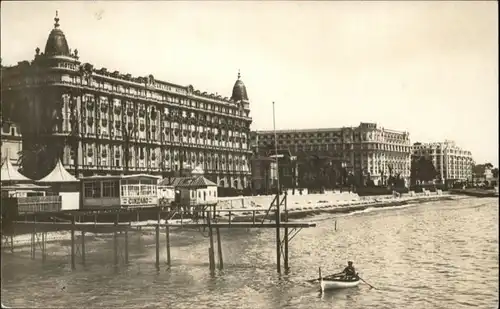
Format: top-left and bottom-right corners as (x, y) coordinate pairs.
(273, 101), (281, 274)
(273, 101), (280, 194)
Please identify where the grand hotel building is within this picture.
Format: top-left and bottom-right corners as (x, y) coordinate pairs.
(1, 13), (252, 189)
(413, 140), (473, 182)
(252, 122), (412, 187)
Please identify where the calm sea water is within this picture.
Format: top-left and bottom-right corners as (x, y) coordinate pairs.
(1, 197), (498, 309)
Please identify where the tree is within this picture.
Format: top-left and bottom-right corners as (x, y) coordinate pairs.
(17, 142), (50, 179)
(411, 156), (438, 184)
(473, 163), (494, 179)
(492, 168), (499, 179)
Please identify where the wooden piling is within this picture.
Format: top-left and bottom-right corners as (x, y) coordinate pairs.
(41, 232), (46, 262)
(30, 232), (34, 260)
(81, 231), (86, 266)
(216, 228), (223, 270)
(208, 248), (214, 272)
(284, 194), (289, 272)
(124, 226), (129, 265)
(165, 224), (171, 267)
(10, 234), (14, 253)
(113, 215), (118, 268)
(71, 216), (76, 270)
(275, 194), (281, 274)
(32, 216), (36, 260)
(335, 220), (337, 231)
(207, 211), (215, 274)
(155, 210), (160, 271)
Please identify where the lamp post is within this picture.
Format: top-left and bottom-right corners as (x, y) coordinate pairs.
(340, 161), (347, 192)
(290, 155), (297, 195)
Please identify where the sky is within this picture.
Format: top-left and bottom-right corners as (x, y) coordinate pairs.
(1, 1), (498, 165)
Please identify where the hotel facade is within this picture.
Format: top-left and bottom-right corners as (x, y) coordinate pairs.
(412, 140), (473, 182)
(0, 14), (253, 189)
(251, 122), (412, 188)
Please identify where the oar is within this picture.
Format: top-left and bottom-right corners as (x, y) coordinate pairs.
(307, 271), (342, 282)
(307, 267), (322, 283)
(358, 276), (377, 289)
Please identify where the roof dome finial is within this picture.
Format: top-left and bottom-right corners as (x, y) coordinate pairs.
(231, 69), (249, 102)
(54, 10), (60, 28)
(44, 10), (70, 56)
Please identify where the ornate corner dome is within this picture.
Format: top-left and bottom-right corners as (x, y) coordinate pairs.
(44, 11), (70, 56)
(231, 70), (249, 102)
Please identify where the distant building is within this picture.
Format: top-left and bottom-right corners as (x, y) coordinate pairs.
(251, 122), (412, 188)
(472, 163), (495, 185)
(250, 156), (277, 193)
(413, 140), (473, 183)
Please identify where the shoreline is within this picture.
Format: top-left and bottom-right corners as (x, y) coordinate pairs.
(0, 194), (472, 249)
(229, 194), (461, 222)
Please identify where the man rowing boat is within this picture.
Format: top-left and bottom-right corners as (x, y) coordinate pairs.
(326, 261), (357, 280)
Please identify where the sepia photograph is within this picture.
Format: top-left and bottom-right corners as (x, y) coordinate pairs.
(0, 1), (498, 308)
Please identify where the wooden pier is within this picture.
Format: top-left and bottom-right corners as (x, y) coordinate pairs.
(2, 193), (316, 275)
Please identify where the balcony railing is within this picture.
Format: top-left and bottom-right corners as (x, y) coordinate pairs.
(16, 196), (62, 214)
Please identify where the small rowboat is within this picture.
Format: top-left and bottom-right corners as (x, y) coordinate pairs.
(320, 275), (360, 291)
(318, 267), (360, 291)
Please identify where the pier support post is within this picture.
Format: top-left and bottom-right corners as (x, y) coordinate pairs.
(275, 195), (281, 274)
(71, 216), (76, 270)
(155, 210), (160, 271)
(165, 225), (171, 267)
(125, 227), (129, 265)
(113, 215), (118, 269)
(207, 212), (216, 274)
(284, 194), (289, 273)
(81, 231), (86, 266)
(216, 228), (223, 270)
(32, 216), (37, 260)
(30, 233), (34, 260)
(41, 232), (46, 262)
(10, 234), (14, 253)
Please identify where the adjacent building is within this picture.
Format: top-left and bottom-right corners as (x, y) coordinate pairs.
(1, 13), (253, 189)
(251, 122), (412, 188)
(412, 140), (473, 183)
(1, 121), (22, 168)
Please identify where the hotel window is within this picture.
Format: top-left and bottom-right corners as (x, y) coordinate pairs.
(85, 182), (101, 198)
(83, 183), (95, 197)
(103, 181), (117, 197)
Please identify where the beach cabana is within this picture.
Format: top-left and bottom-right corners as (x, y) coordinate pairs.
(36, 159), (80, 210)
(0, 155), (43, 197)
(79, 174), (161, 210)
(162, 175), (218, 206)
(1, 156), (61, 215)
(1, 155), (31, 183)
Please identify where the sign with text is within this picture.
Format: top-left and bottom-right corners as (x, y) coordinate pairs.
(121, 196), (158, 206)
